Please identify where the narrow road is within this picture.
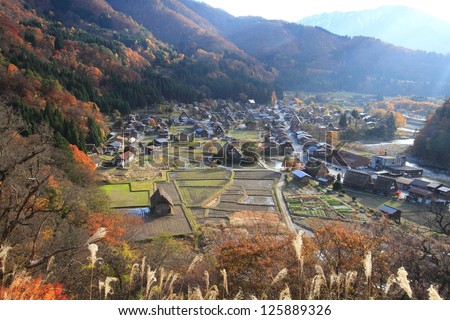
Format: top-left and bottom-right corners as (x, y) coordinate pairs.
(275, 173), (296, 232)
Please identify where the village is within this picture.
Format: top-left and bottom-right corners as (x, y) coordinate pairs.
(89, 94), (450, 240)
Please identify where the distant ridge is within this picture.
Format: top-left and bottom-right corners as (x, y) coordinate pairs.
(299, 6), (450, 54)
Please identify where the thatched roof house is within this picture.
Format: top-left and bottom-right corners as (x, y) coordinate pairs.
(150, 186), (174, 215)
(343, 170), (373, 189)
(373, 176), (398, 196)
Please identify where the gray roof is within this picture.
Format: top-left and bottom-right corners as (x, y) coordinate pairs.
(427, 182), (443, 189)
(378, 205), (401, 215)
(410, 179), (430, 189)
(293, 170), (312, 179)
(408, 187), (433, 196)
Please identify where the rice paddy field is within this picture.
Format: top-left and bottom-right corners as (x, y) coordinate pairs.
(102, 168), (282, 239)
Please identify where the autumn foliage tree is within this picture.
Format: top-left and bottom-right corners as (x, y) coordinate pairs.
(0, 273), (67, 300)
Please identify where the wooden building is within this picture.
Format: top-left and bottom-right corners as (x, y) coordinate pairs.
(343, 170), (373, 190)
(373, 176), (398, 197)
(378, 204), (401, 224)
(150, 186), (174, 215)
(407, 187), (433, 205)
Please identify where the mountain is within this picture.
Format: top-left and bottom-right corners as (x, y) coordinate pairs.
(299, 6), (450, 54)
(411, 99), (450, 169)
(2, 0), (450, 136)
(0, 0), (276, 128)
(115, 0), (450, 96)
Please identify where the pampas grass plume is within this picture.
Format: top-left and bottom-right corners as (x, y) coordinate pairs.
(364, 251), (372, 281)
(187, 254), (203, 274)
(0, 244), (12, 274)
(271, 268), (288, 286)
(88, 243), (99, 266)
(104, 276), (118, 299)
(85, 227), (107, 245)
(279, 285), (292, 300)
(220, 269), (228, 295)
(428, 285), (442, 300)
(396, 267), (413, 299)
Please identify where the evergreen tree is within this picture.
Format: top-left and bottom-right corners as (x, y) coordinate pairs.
(339, 114), (348, 128)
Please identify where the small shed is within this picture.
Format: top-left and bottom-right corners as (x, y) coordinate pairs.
(378, 204), (401, 223)
(292, 170), (312, 185)
(150, 187), (174, 215)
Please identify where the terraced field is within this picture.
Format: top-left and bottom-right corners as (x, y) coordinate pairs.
(169, 169), (230, 180)
(178, 186), (223, 206)
(104, 168), (283, 239)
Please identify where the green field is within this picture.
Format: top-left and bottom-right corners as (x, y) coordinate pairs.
(130, 181), (155, 193)
(287, 197), (328, 218)
(228, 130), (261, 140)
(323, 196), (353, 216)
(101, 184), (149, 208)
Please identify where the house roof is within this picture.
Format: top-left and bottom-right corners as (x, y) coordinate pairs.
(408, 187), (433, 197)
(150, 186), (174, 207)
(343, 170), (372, 188)
(427, 182), (443, 189)
(119, 151), (134, 160)
(396, 177), (413, 185)
(378, 204), (401, 215)
(292, 170), (312, 179)
(438, 186), (450, 193)
(154, 138), (169, 144)
(373, 176), (397, 192)
(338, 150), (371, 168)
(108, 141), (123, 148)
(410, 179), (430, 189)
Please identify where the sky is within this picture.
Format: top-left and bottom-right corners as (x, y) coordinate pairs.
(197, 0), (450, 22)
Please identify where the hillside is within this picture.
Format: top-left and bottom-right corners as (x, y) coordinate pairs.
(110, 0), (450, 96)
(300, 6), (450, 54)
(411, 99), (450, 169)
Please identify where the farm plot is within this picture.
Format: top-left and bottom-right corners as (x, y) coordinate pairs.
(130, 181), (155, 195)
(220, 194), (245, 202)
(178, 186), (223, 206)
(322, 196), (353, 217)
(208, 209), (235, 217)
(169, 169), (230, 180)
(132, 205), (192, 240)
(101, 184), (149, 208)
(215, 202), (276, 212)
(191, 208), (207, 218)
(286, 197), (329, 218)
(233, 179), (275, 190)
(240, 196), (275, 206)
(245, 189), (274, 196)
(177, 180), (228, 187)
(233, 170), (281, 180)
